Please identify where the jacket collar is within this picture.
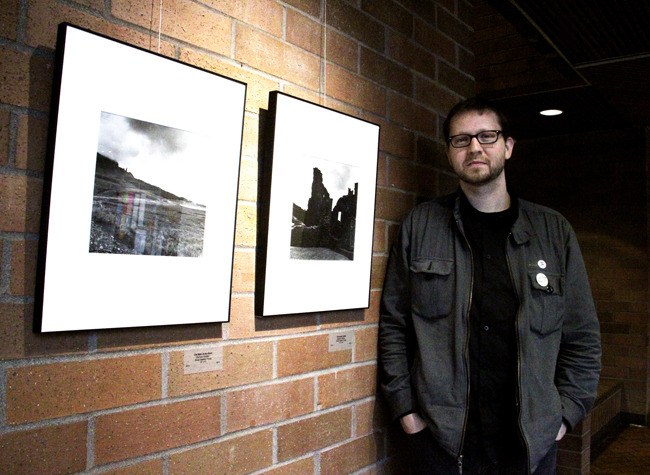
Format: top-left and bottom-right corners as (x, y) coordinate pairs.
(451, 189), (533, 245)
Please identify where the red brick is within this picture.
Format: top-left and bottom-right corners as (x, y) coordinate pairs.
(438, 61), (476, 98)
(75, 0), (105, 10)
(226, 378), (314, 432)
(228, 295), (256, 337)
(318, 364), (377, 409)
(0, 174), (43, 233)
(361, 0), (413, 37)
(320, 433), (383, 474)
(403, 0), (437, 24)
(387, 156), (421, 192)
(26, 0), (176, 56)
(6, 355), (162, 423)
(167, 342), (273, 396)
(100, 459), (164, 475)
(206, 0), (283, 37)
(229, 294), (320, 338)
(170, 429), (273, 475)
(375, 187), (415, 222)
(284, 0), (321, 18)
(287, 8), (322, 55)
(258, 457), (315, 474)
(0, 422), (87, 474)
(0, 46), (52, 111)
(437, 7), (473, 51)
(365, 290), (381, 323)
(378, 120), (415, 159)
(97, 323), (222, 352)
(277, 408), (352, 461)
(232, 249), (255, 293)
(319, 308), (368, 329)
(241, 114), (260, 165)
(236, 24), (320, 91)
(0, 303), (88, 360)
(235, 201), (257, 247)
(277, 334), (352, 377)
(325, 63), (386, 116)
(10, 238), (38, 296)
(0, 110), (9, 166)
(355, 399), (387, 437)
(0, 0), (19, 41)
(94, 396), (221, 464)
(371, 255), (388, 291)
(416, 75), (461, 116)
(237, 156), (258, 203)
(355, 326), (378, 362)
(459, 46), (475, 76)
(388, 92), (438, 137)
(414, 18), (456, 65)
(326, 0), (384, 51)
(325, 28), (359, 72)
(387, 31), (437, 80)
(112, 0), (232, 56)
(16, 113), (48, 172)
(360, 48), (413, 97)
(0, 304), (25, 359)
(373, 219), (387, 254)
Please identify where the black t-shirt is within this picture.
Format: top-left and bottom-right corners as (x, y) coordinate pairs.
(460, 193), (524, 464)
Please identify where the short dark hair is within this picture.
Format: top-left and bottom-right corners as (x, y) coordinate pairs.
(442, 97), (511, 142)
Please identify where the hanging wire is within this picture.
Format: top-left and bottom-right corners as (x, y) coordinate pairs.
(149, 0), (163, 52)
(149, 0), (155, 50)
(320, 0), (327, 104)
(157, 0), (163, 53)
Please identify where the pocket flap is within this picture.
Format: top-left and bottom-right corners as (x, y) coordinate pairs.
(410, 258), (453, 275)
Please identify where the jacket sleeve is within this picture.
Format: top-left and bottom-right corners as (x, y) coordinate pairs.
(556, 223), (602, 430)
(378, 214), (418, 420)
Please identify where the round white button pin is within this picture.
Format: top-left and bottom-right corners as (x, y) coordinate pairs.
(536, 273), (549, 287)
(537, 260), (547, 269)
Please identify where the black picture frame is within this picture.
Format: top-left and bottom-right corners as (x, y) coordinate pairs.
(256, 92), (380, 317)
(35, 24), (247, 332)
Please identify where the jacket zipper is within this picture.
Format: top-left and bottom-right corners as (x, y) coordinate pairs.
(456, 218), (473, 475)
(505, 232), (531, 474)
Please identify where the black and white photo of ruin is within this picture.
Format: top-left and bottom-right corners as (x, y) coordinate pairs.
(89, 111), (209, 257)
(291, 158), (359, 260)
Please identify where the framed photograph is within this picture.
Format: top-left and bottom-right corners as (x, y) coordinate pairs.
(35, 23), (246, 332)
(257, 92), (380, 316)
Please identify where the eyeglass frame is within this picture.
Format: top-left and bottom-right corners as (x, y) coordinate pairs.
(447, 130), (503, 148)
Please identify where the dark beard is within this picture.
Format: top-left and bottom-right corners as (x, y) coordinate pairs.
(458, 161), (505, 185)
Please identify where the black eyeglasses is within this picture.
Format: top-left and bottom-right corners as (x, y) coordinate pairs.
(448, 130), (502, 148)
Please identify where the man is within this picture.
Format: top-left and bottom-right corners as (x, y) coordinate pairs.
(378, 97), (601, 474)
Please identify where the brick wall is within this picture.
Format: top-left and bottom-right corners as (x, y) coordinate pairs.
(0, 0), (473, 473)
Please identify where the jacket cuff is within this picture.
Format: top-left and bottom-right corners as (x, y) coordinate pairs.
(388, 388), (417, 422)
(561, 395), (585, 431)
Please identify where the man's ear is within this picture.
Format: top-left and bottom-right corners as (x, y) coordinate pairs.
(505, 137), (515, 159)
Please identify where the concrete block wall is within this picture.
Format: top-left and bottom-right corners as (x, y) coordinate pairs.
(0, 0), (473, 473)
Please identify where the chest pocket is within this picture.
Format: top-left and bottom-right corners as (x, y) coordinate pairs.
(527, 271), (565, 335)
(409, 257), (454, 319)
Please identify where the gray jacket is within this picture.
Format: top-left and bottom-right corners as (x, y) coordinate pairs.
(379, 192), (601, 471)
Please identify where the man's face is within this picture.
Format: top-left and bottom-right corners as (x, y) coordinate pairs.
(446, 110), (514, 186)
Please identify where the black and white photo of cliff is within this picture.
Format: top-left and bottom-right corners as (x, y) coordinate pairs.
(89, 111), (210, 257)
(291, 158), (359, 260)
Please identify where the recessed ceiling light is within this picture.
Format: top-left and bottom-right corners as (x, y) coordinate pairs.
(540, 109), (563, 116)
